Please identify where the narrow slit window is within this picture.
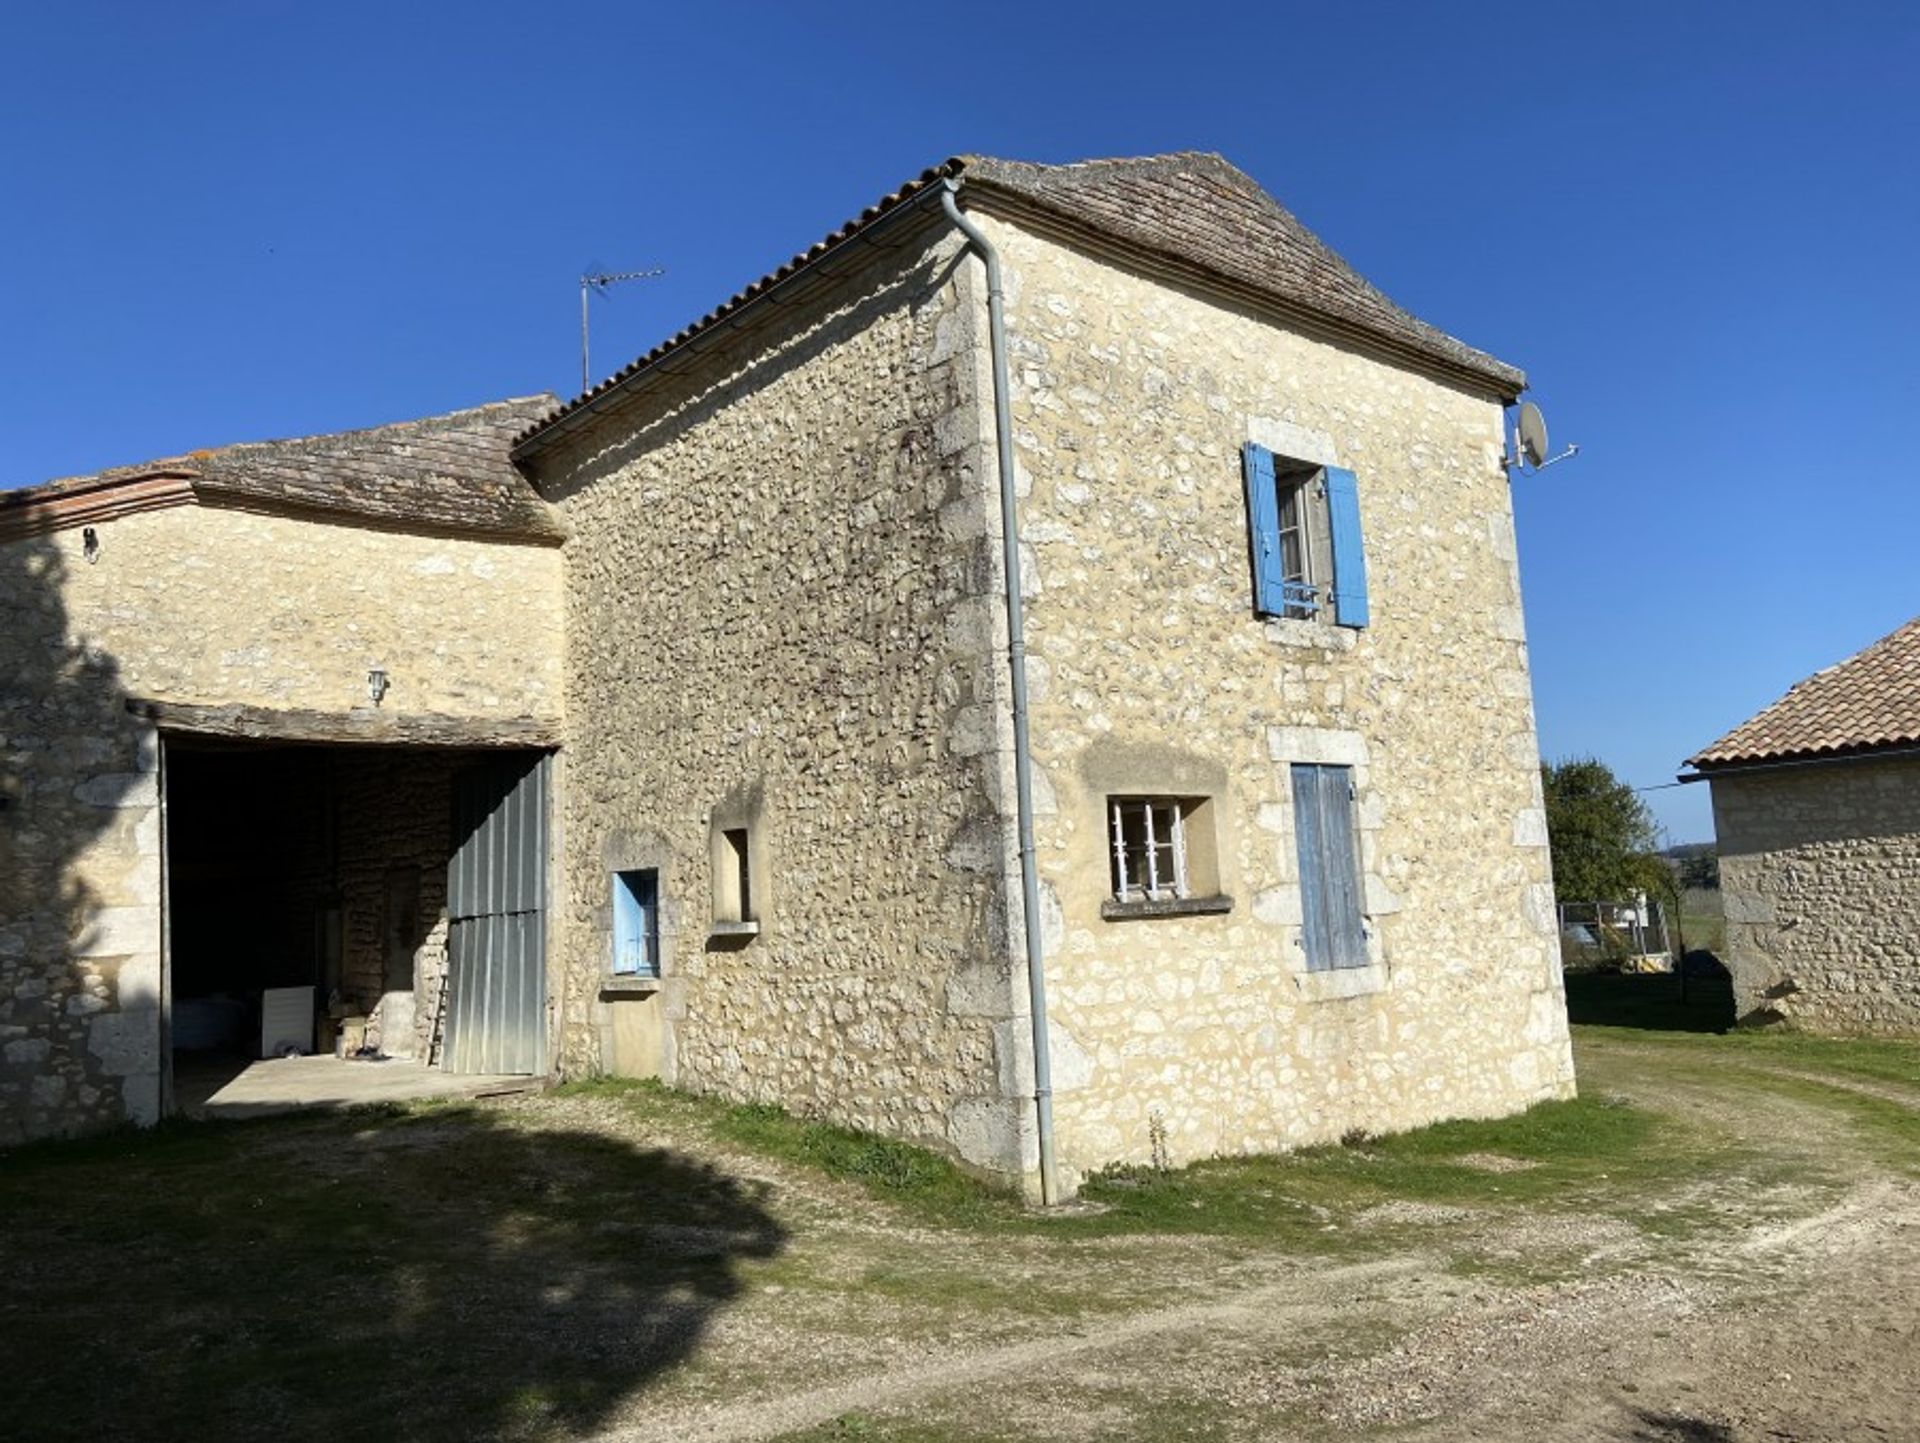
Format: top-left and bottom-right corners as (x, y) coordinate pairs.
(718, 827), (752, 923)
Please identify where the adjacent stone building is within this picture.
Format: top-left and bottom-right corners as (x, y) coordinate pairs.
(3, 152), (1575, 1194)
(0, 401), (565, 1140)
(1685, 616), (1920, 1034)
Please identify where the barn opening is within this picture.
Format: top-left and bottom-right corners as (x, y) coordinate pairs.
(163, 739), (550, 1115)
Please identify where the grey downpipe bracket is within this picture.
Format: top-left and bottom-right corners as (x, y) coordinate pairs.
(939, 180), (1059, 1206)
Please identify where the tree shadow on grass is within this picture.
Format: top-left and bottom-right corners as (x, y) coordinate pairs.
(0, 1104), (787, 1442)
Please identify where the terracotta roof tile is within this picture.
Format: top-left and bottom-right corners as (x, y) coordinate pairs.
(515, 151), (1524, 454)
(960, 153), (1524, 396)
(1688, 616), (1920, 767)
(7, 396), (563, 542)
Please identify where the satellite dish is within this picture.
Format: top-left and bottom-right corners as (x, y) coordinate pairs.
(1516, 402), (1550, 469)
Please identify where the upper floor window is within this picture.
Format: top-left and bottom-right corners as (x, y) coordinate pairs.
(1242, 443), (1370, 628)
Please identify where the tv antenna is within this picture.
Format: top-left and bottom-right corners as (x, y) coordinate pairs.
(580, 265), (665, 393)
(1502, 400), (1580, 475)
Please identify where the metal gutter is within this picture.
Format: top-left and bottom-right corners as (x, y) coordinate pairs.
(939, 179), (1060, 1207)
(1678, 742), (1920, 783)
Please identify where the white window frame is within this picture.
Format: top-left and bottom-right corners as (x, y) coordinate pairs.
(1275, 467), (1331, 622)
(1109, 797), (1191, 903)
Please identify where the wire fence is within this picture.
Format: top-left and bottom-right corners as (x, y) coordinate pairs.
(1557, 896), (1673, 972)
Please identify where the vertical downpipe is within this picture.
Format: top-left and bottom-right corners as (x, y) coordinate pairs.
(939, 181), (1059, 1205)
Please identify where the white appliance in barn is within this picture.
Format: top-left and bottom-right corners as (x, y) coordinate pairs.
(260, 986), (315, 1058)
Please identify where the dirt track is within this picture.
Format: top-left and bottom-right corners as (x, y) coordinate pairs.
(598, 1032), (1920, 1443)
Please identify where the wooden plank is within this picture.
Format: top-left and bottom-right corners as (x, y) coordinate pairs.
(126, 697), (560, 749)
(0, 473), (198, 543)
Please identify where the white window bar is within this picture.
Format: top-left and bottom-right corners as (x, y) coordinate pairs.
(1169, 804), (1190, 900)
(1142, 803), (1163, 899)
(1112, 799), (1190, 903)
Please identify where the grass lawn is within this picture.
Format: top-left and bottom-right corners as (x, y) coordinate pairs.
(3, 997), (1916, 1443)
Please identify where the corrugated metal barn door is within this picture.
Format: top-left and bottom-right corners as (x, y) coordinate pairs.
(443, 753), (549, 1074)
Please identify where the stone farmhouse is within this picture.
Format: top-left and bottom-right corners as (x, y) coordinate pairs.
(1, 152), (1574, 1197)
(1684, 616), (1920, 1034)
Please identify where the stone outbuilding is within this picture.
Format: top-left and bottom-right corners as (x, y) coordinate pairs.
(2, 152), (1575, 1196)
(1684, 616), (1920, 1033)
(0, 399), (565, 1138)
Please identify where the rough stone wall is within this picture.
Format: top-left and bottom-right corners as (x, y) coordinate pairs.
(976, 214), (1575, 1181)
(1712, 758), (1920, 1033)
(0, 508), (562, 1142)
(537, 228), (1034, 1180)
(331, 749), (461, 1057)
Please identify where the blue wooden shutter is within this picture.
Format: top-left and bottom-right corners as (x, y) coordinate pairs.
(1242, 443), (1287, 616)
(1292, 765), (1331, 971)
(1291, 764), (1369, 971)
(1323, 466), (1370, 628)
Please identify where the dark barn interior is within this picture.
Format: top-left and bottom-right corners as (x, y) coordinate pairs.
(163, 742), (490, 1101)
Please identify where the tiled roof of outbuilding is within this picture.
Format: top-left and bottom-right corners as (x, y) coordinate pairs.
(514, 151), (1525, 454)
(1688, 616), (1920, 768)
(5, 396), (563, 543)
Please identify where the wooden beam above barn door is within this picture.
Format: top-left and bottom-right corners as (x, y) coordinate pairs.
(126, 698), (561, 750)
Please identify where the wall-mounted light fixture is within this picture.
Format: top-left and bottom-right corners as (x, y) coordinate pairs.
(367, 668), (390, 706)
(82, 527), (101, 564)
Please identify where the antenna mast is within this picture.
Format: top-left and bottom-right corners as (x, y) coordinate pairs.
(580, 266), (665, 393)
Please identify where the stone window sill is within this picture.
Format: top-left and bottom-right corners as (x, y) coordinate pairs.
(1101, 894), (1234, 923)
(1261, 616), (1359, 652)
(600, 974), (662, 996)
(709, 919), (761, 939)
(1291, 963), (1389, 1002)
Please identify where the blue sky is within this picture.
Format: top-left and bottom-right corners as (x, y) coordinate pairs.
(5, 2), (1915, 843)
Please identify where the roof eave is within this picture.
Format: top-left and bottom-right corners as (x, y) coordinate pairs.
(512, 166), (964, 464)
(0, 465), (568, 548)
(1682, 741), (1920, 779)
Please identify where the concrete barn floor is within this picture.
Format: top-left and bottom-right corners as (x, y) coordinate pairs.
(174, 1052), (537, 1119)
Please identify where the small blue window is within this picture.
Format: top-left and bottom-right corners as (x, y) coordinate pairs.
(612, 869), (660, 977)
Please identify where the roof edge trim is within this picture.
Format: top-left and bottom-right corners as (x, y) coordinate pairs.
(513, 166), (962, 461)
(0, 470), (568, 548)
(0, 471), (200, 544)
(1683, 740), (1920, 775)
